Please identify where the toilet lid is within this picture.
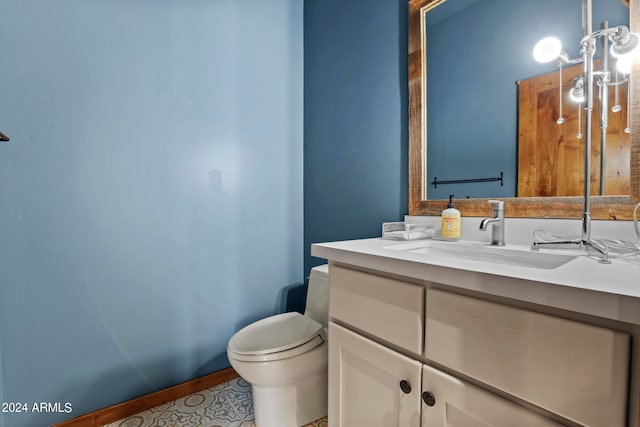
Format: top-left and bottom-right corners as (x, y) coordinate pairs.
(228, 312), (325, 357)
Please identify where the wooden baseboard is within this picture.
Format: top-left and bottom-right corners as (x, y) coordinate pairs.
(53, 367), (239, 427)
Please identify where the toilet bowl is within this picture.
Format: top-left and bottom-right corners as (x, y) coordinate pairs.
(227, 264), (329, 427)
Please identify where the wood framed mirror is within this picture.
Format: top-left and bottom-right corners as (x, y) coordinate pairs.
(408, 0), (640, 219)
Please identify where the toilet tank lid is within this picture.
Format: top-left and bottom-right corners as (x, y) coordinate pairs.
(310, 264), (328, 278)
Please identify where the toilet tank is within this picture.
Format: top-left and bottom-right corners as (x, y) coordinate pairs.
(305, 264), (329, 328)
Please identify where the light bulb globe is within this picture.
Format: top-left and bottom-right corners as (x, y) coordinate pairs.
(533, 37), (563, 63)
(611, 32), (640, 58)
(569, 87), (585, 103)
(616, 56), (633, 74)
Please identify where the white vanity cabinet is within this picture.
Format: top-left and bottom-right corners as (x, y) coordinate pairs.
(327, 263), (631, 427)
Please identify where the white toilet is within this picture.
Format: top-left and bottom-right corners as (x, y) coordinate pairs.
(227, 264), (329, 427)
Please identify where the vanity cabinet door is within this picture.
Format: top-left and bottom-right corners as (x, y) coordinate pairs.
(328, 322), (421, 427)
(425, 288), (630, 426)
(421, 365), (562, 427)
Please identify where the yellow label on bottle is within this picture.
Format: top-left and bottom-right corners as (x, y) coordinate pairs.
(441, 214), (460, 239)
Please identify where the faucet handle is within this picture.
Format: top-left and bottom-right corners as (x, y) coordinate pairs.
(487, 200), (504, 210)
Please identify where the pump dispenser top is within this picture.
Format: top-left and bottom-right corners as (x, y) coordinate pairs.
(447, 194), (455, 208)
(441, 194), (461, 241)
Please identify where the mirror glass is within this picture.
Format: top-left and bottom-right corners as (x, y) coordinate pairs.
(424, 0), (629, 200)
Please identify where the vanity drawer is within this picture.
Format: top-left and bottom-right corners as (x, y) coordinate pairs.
(329, 265), (424, 354)
(425, 288), (630, 427)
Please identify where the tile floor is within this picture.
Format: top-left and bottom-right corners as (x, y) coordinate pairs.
(102, 377), (328, 427)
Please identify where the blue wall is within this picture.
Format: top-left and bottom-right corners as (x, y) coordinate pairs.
(304, 0), (408, 275)
(0, 0), (303, 426)
(426, 0), (628, 199)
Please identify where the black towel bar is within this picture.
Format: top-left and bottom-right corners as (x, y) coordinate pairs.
(431, 171), (503, 189)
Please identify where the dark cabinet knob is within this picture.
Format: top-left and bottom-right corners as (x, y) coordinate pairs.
(422, 391), (436, 406)
(399, 380), (412, 394)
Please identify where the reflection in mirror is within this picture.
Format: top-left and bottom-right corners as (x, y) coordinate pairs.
(408, 0), (639, 219)
(518, 59), (630, 197)
(424, 0), (629, 200)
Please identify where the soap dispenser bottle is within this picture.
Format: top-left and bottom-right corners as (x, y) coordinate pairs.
(441, 194), (461, 241)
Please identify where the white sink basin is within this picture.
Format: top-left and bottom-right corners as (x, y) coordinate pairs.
(384, 240), (577, 270)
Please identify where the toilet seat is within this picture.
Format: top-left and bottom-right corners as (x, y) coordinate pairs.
(228, 312), (325, 362)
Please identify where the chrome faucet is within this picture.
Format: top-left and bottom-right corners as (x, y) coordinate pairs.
(479, 200), (505, 246)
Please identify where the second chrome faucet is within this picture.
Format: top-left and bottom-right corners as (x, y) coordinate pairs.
(479, 200), (505, 246)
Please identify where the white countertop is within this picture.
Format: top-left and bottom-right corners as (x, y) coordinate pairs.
(312, 238), (640, 324)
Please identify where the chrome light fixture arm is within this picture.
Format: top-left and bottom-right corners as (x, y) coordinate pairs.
(580, 35), (597, 251)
